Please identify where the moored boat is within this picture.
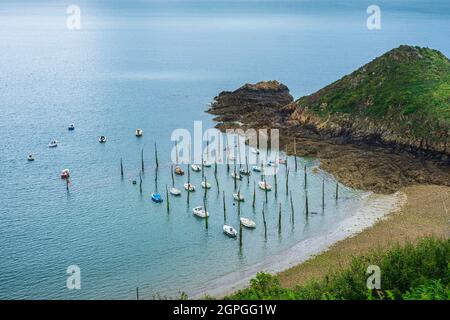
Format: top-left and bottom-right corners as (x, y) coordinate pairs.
(201, 181), (211, 189)
(60, 169), (70, 179)
(99, 136), (107, 143)
(223, 225), (237, 237)
(233, 192), (245, 201)
(169, 187), (181, 196)
(27, 154), (35, 161)
(48, 140), (58, 148)
(202, 160), (212, 167)
(184, 183), (196, 191)
(135, 128), (143, 137)
(239, 168), (250, 175)
(258, 181), (272, 191)
(251, 148), (260, 155)
(231, 172), (242, 180)
(240, 217), (256, 228)
(192, 206), (209, 218)
(279, 158), (287, 165)
(191, 164), (201, 172)
(151, 193), (163, 203)
(252, 166), (262, 172)
(174, 166), (185, 176)
(68, 124), (75, 131)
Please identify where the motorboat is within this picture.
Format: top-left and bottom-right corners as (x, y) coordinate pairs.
(174, 166), (185, 176)
(135, 128), (143, 137)
(48, 140), (58, 148)
(202, 160), (212, 167)
(151, 193), (163, 203)
(68, 124), (75, 131)
(201, 181), (211, 189)
(231, 172), (242, 180)
(169, 187), (181, 196)
(60, 169), (70, 179)
(99, 136), (107, 143)
(258, 181), (272, 191)
(223, 225), (237, 237)
(252, 166), (262, 172)
(27, 154), (35, 161)
(233, 192), (245, 201)
(251, 148), (260, 155)
(132, 180), (137, 185)
(239, 168), (250, 176)
(184, 183), (196, 191)
(240, 217), (256, 228)
(193, 206), (209, 218)
(191, 164), (201, 172)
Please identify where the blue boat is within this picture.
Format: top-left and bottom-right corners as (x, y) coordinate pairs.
(151, 193), (163, 203)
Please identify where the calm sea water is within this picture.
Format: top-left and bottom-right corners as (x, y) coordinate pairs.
(0, 0), (449, 299)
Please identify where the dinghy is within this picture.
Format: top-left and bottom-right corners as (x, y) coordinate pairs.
(135, 128), (143, 137)
(169, 187), (181, 196)
(258, 181), (272, 191)
(184, 183), (196, 191)
(231, 172), (242, 180)
(251, 148), (260, 155)
(48, 140), (58, 148)
(223, 225), (237, 237)
(201, 181), (211, 189)
(202, 160), (212, 167)
(233, 193), (245, 201)
(267, 160), (276, 167)
(192, 206), (209, 218)
(99, 136), (107, 143)
(252, 166), (262, 172)
(174, 166), (185, 176)
(60, 169), (70, 179)
(151, 193), (163, 203)
(240, 217), (256, 228)
(239, 168), (250, 175)
(68, 124), (75, 131)
(27, 154), (35, 161)
(191, 164), (201, 172)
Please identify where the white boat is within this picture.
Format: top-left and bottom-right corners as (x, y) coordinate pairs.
(99, 136), (107, 143)
(252, 166), (262, 172)
(135, 128), (143, 137)
(267, 160), (277, 167)
(193, 206), (209, 218)
(279, 158), (287, 165)
(240, 217), (256, 228)
(258, 181), (272, 191)
(27, 154), (35, 161)
(239, 168), (250, 175)
(184, 183), (196, 191)
(191, 164), (201, 172)
(231, 172), (242, 180)
(68, 124), (75, 131)
(48, 140), (58, 148)
(251, 148), (260, 155)
(169, 187), (181, 196)
(201, 181), (211, 189)
(202, 160), (212, 167)
(223, 225), (237, 237)
(233, 192), (245, 201)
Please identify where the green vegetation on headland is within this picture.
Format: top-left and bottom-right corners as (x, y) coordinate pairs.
(225, 237), (449, 300)
(292, 45), (450, 154)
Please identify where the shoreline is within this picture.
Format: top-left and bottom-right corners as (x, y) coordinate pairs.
(192, 190), (406, 299)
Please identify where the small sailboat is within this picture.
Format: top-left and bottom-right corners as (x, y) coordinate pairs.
(231, 172), (242, 180)
(169, 187), (181, 196)
(60, 169), (70, 179)
(48, 140), (58, 148)
(239, 168), (250, 175)
(201, 181), (211, 189)
(135, 128), (143, 137)
(223, 225), (237, 237)
(193, 206), (209, 218)
(191, 164), (201, 172)
(68, 124), (75, 131)
(99, 136), (107, 143)
(251, 148), (260, 155)
(27, 154), (35, 161)
(151, 193), (163, 203)
(258, 181), (272, 191)
(184, 183), (196, 191)
(233, 193), (245, 201)
(240, 217), (256, 228)
(202, 160), (212, 167)
(174, 166), (185, 176)
(252, 166), (262, 172)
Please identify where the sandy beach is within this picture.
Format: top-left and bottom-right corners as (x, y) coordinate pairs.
(193, 188), (411, 298)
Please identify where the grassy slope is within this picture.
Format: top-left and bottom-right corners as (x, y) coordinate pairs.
(296, 45), (450, 145)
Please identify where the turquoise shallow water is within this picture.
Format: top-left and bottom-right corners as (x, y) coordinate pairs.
(0, 0), (449, 299)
